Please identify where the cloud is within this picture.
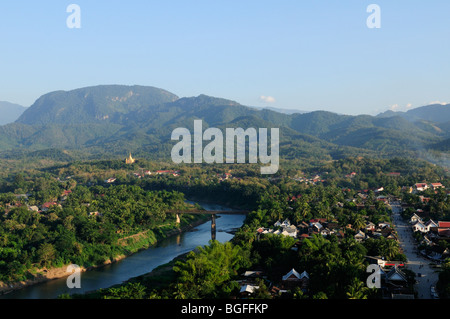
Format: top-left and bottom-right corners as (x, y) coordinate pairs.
(428, 101), (448, 105)
(389, 103), (414, 112)
(386, 101), (447, 114)
(259, 95), (276, 104)
(389, 104), (400, 111)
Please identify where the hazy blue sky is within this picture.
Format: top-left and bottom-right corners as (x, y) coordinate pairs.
(1, 1), (449, 115)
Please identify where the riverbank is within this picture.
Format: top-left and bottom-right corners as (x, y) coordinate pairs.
(0, 255), (127, 296)
(75, 216), (243, 299)
(75, 251), (190, 299)
(74, 219), (239, 299)
(0, 214), (211, 296)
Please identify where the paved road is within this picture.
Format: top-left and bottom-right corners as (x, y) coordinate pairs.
(390, 203), (439, 299)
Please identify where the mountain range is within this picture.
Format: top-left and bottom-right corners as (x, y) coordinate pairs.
(1, 85), (449, 165)
(377, 104), (450, 124)
(0, 101), (27, 126)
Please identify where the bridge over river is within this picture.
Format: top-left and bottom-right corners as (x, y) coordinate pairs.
(0, 202), (247, 299)
(168, 208), (250, 240)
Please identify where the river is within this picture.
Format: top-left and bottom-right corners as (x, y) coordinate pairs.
(0, 202), (246, 299)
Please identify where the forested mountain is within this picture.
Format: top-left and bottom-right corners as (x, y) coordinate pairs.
(0, 101), (27, 126)
(1, 85), (449, 164)
(249, 105), (308, 114)
(377, 103), (450, 123)
(16, 85), (179, 125)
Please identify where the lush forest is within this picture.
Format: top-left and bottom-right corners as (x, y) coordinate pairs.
(0, 182), (203, 283)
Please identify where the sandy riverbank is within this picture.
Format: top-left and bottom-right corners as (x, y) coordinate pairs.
(0, 254), (127, 296)
(0, 216), (210, 296)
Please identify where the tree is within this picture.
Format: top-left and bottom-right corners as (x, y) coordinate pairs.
(172, 240), (251, 298)
(102, 282), (146, 299)
(346, 279), (368, 299)
(250, 278), (272, 299)
(37, 243), (56, 267)
(312, 291), (328, 299)
(13, 173), (27, 192)
(381, 238), (400, 261)
(352, 214), (366, 231)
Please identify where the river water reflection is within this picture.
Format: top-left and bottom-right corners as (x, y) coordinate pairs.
(1, 202), (246, 299)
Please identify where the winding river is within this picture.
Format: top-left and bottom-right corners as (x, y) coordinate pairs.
(0, 202), (246, 299)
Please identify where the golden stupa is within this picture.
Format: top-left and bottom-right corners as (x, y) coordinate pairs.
(125, 153), (136, 164)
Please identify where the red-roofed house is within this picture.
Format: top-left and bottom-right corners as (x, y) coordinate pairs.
(289, 194), (302, 202)
(60, 190), (72, 201)
(157, 170), (180, 176)
(438, 221), (450, 228)
(41, 202), (57, 211)
(415, 183), (428, 192)
(310, 218), (327, 224)
(430, 221), (450, 239)
(298, 234), (311, 241)
(419, 196), (431, 203)
(430, 183), (445, 190)
(157, 170), (172, 174)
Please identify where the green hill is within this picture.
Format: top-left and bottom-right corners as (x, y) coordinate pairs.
(16, 85), (179, 125)
(377, 104), (450, 124)
(0, 101), (27, 125)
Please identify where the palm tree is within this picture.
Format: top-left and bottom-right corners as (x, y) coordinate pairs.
(382, 238), (400, 260)
(346, 279), (368, 299)
(352, 214), (366, 231)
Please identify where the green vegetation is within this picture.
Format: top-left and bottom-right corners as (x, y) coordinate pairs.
(0, 154), (449, 299)
(0, 178), (204, 283)
(33, 156), (444, 299)
(1, 85), (450, 165)
(16, 85), (179, 125)
(1, 86), (450, 299)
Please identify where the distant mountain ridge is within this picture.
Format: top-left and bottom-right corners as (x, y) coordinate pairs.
(377, 103), (450, 123)
(16, 85), (179, 125)
(249, 105), (308, 115)
(0, 85), (449, 165)
(0, 101), (27, 126)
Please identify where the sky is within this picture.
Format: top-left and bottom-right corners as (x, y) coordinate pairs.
(0, 0), (450, 115)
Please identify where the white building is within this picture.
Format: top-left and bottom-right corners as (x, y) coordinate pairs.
(412, 220), (427, 233)
(410, 213), (422, 224)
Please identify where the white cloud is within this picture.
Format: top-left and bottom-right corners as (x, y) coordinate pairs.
(389, 104), (400, 111)
(428, 100), (448, 105)
(260, 95), (276, 104)
(389, 103), (414, 112)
